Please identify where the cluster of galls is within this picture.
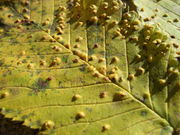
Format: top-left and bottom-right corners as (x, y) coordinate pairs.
(25, 56), (61, 69)
(68, 0), (123, 25)
(87, 65), (110, 82)
(54, 6), (67, 36)
(88, 56), (123, 83)
(13, 17), (33, 31)
(17, 49), (80, 69)
(138, 24), (171, 63)
(107, 57), (122, 83)
(12, 0), (32, 29)
(16, 41), (83, 69)
(118, 11), (142, 38)
(155, 67), (180, 89)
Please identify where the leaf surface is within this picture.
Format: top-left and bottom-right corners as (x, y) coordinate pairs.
(0, 0), (179, 134)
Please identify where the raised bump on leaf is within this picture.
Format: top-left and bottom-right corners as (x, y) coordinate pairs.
(102, 124), (110, 132)
(1, 92), (9, 99)
(76, 112), (85, 120)
(72, 94), (82, 101)
(42, 120), (55, 130)
(0, 0), (179, 134)
(99, 92), (107, 98)
(113, 91), (126, 101)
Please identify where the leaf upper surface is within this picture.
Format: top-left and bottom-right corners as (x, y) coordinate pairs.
(0, 0), (179, 135)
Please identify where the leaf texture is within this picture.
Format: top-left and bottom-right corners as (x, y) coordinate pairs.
(0, 0), (179, 135)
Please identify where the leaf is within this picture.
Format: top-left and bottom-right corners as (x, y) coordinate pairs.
(0, 0), (179, 135)
(133, 0), (180, 129)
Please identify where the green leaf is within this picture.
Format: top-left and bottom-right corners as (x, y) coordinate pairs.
(0, 0), (179, 135)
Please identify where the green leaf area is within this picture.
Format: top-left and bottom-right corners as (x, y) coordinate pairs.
(0, 0), (179, 135)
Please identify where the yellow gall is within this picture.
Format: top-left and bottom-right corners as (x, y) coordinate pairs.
(114, 31), (122, 37)
(102, 2), (108, 9)
(136, 67), (145, 75)
(23, 14), (30, 20)
(100, 13), (107, 18)
(133, 20), (141, 25)
(123, 13), (131, 18)
(112, 6), (119, 11)
(154, 8), (158, 12)
(173, 18), (179, 22)
(112, 0), (119, 6)
(98, 58), (105, 63)
(128, 74), (134, 81)
(49, 38), (56, 42)
(102, 124), (110, 132)
(87, 65), (96, 72)
(64, 44), (70, 49)
(72, 94), (82, 101)
(76, 36), (83, 42)
(52, 57), (61, 65)
(147, 55), (153, 63)
(140, 8), (144, 12)
(92, 9), (97, 14)
(88, 55), (97, 61)
(93, 71), (101, 78)
(42, 20), (49, 26)
(163, 14), (168, 17)
(113, 91), (126, 101)
(144, 17), (150, 22)
(1, 92), (9, 99)
(17, 61), (22, 65)
(111, 20), (118, 26)
(136, 54), (141, 59)
(109, 73), (119, 82)
(130, 36), (138, 41)
(97, 66), (106, 75)
(42, 120), (55, 130)
(90, 4), (97, 10)
(72, 58), (79, 63)
(7, 14), (13, 18)
(99, 92), (107, 98)
(110, 56), (119, 64)
(73, 44), (80, 48)
(40, 60), (46, 66)
(90, 16), (98, 23)
(76, 112), (85, 119)
(27, 64), (34, 69)
(73, 50), (87, 61)
(20, 51), (26, 56)
(93, 43), (100, 49)
(77, 21), (83, 26)
(159, 79), (166, 85)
